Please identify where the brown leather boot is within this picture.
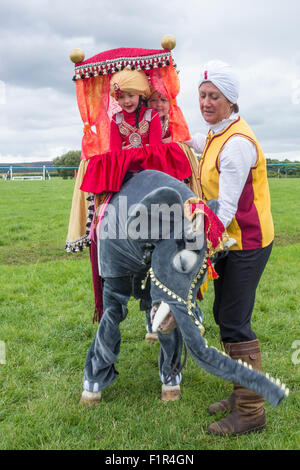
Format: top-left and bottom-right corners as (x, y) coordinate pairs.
(207, 340), (266, 436)
(207, 342), (236, 415)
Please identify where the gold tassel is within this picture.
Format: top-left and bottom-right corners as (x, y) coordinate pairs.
(207, 259), (219, 280)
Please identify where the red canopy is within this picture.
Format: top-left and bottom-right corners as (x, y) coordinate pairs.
(71, 45), (191, 159)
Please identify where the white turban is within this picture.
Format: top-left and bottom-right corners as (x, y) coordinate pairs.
(198, 60), (239, 104)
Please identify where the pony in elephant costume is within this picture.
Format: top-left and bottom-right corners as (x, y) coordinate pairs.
(66, 38), (289, 428)
(80, 169), (289, 412)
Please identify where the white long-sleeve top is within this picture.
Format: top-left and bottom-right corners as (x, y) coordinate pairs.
(187, 114), (257, 228)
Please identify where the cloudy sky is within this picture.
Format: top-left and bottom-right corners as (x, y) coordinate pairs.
(1, 0), (300, 163)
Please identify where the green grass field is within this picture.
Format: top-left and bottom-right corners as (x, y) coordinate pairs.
(0, 178), (299, 450)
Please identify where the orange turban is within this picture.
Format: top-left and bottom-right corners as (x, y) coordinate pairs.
(110, 69), (151, 99)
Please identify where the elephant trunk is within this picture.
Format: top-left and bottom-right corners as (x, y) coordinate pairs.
(170, 303), (289, 407)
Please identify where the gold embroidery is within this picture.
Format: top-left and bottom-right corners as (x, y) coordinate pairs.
(119, 122), (130, 136)
(161, 116), (169, 138)
(139, 120), (149, 135)
(117, 113), (149, 141)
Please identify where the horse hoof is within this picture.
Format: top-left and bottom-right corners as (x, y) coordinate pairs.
(145, 332), (158, 344)
(79, 390), (102, 406)
(161, 384), (181, 402)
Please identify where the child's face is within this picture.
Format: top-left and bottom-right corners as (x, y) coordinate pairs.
(117, 92), (140, 113)
(148, 92), (170, 118)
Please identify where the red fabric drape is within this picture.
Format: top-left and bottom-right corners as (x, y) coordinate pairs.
(80, 143), (192, 194)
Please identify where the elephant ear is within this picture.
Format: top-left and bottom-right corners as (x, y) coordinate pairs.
(127, 187), (184, 241)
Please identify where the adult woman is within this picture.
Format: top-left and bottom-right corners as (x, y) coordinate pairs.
(186, 60), (274, 436)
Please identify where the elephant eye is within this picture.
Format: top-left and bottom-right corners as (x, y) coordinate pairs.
(172, 249), (198, 273)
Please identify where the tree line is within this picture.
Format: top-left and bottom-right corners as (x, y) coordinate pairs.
(266, 158), (300, 178)
(52, 151), (300, 178)
(52, 151), (81, 178)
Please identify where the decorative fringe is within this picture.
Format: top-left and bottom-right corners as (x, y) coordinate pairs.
(65, 236), (91, 252)
(200, 281), (208, 295)
(197, 289), (203, 301)
(73, 52), (173, 81)
(207, 259), (219, 280)
(92, 308), (102, 324)
(65, 193), (95, 253)
(197, 281), (207, 301)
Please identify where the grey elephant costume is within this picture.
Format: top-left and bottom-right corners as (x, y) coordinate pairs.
(82, 170), (288, 407)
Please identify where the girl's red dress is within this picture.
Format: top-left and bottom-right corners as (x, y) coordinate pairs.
(110, 105), (162, 151)
(81, 105), (192, 194)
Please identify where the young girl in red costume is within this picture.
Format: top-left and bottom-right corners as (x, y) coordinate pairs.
(148, 90), (172, 143)
(81, 67), (192, 194)
(109, 69), (163, 342)
(109, 68), (162, 151)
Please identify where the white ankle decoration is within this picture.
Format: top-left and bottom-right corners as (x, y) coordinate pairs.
(81, 390), (102, 400)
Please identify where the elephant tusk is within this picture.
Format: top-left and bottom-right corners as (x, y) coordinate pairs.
(152, 302), (171, 333)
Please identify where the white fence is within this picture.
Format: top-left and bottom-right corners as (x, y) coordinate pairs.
(2, 166), (51, 180)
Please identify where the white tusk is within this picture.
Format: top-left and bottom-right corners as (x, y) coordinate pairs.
(152, 302), (171, 333)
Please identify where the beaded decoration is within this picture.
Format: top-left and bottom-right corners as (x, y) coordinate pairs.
(65, 193), (94, 252)
(161, 115), (170, 139)
(73, 52), (172, 81)
(141, 251), (209, 336)
(117, 112), (150, 148)
(143, 261), (290, 396)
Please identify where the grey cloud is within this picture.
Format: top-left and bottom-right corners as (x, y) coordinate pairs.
(1, 0), (300, 162)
